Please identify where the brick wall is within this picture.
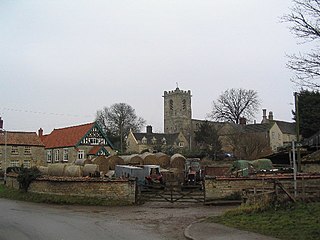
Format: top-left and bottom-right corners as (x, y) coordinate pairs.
(6, 176), (136, 204)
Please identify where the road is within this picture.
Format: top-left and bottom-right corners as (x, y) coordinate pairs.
(0, 198), (167, 240)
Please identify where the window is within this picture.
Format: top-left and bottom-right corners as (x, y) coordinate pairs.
(10, 160), (20, 167)
(23, 160), (31, 168)
(169, 99), (173, 111)
(63, 149), (69, 162)
(78, 150), (85, 160)
(271, 132), (275, 140)
(182, 99), (186, 110)
(24, 146), (31, 155)
(55, 150), (60, 162)
(162, 137), (167, 145)
(179, 142), (184, 148)
(47, 150), (52, 163)
(11, 146), (19, 155)
(142, 137), (147, 144)
(151, 137), (157, 144)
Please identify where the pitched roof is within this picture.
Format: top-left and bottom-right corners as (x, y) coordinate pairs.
(133, 132), (180, 145)
(41, 122), (95, 149)
(243, 123), (274, 133)
(0, 131), (44, 146)
(272, 120), (296, 135)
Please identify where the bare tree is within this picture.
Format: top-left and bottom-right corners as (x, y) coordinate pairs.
(96, 103), (145, 153)
(283, 0), (320, 89)
(209, 88), (260, 124)
(227, 130), (271, 160)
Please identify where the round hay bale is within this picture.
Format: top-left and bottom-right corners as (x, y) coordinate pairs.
(170, 154), (186, 170)
(92, 156), (109, 174)
(48, 163), (67, 176)
(74, 159), (92, 166)
(83, 164), (99, 177)
(155, 152), (170, 168)
(64, 165), (83, 177)
(38, 166), (48, 175)
(120, 154), (143, 165)
(140, 152), (159, 165)
(106, 155), (125, 170)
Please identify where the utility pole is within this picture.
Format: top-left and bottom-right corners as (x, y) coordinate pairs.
(294, 92), (301, 172)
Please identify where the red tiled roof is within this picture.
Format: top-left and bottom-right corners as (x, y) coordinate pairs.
(41, 122), (95, 149)
(0, 131), (44, 146)
(89, 145), (104, 155)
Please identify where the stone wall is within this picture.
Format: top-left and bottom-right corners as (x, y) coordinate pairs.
(6, 176), (136, 204)
(205, 175), (320, 201)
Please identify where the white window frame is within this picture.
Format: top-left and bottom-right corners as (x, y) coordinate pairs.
(179, 142), (184, 148)
(63, 148), (69, 162)
(10, 160), (20, 167)
(23, 160), (31, 168)
(47, 150), (52, 163)
(55, 150), (60, 162)
(24, 146), (31, 155)
(78, 150), (85, 160)
(11, 146), (19, 155)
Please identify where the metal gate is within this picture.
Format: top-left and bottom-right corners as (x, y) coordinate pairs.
(137, 183), (205, 204)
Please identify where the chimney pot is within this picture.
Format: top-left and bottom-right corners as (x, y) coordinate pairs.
(146, 125), (152, 134)
(38, 128), (43, 136)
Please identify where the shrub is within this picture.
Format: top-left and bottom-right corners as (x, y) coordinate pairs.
(16, 167), (41, 192)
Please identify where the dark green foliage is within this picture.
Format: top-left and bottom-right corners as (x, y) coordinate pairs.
(296, 90), (320, 138)
(16, 167), (41, 192)
(194, 121), (222, 159)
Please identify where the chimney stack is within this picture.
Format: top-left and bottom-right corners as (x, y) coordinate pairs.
(239, 117), (247, 125)
(268, 111), (274, 121)
(0, 117), (3, 129)
(262, 109), (267, 123)
(38, 128), (43, 137)
(146, 125), (152, 134)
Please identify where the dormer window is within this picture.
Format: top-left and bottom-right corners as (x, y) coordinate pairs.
(162, 137), (167, 145)
(142, 137), (147, 144)
(151, 137), (157, 144)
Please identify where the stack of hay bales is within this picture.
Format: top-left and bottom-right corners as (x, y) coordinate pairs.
(83, 164), (99, 177)
(120, 154), (143, 166)
(74, 159), (92, 166)
(155, 152), (170, 168)
(106, 155), (125, 170)
(92, 156), (109, 174)
(64, 165), (83, 177)
(140, 152), (158, 165)
(38, 166), (49, 175)
(48, 163), (68, 177)
(170, 154), (186, 170)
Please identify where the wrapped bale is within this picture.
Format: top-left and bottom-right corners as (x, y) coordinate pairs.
(106, 155), (125, 170)
(121, 154), (143, 165)
(38, 166), (49, 175)
(64, 165), (83, 177)
(74, 159), (92, 166)
(140, 152), (159, 165)
(48, 163), (67, 177)
(92, 156), (109, 174)
(155, 152), (170, 168)
(170, 154), (186, 170)
(83, 164), (99, 177)
(251, 159), (273, 171)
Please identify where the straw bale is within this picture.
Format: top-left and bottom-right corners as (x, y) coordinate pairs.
(120, 154), (143, 165)
(74, 159), (92, 166)
(155, 152), (170, 168)
(92, 156), (109, 174)
(38, 166), (48, 175)
(64, 165), (83, 177)
(48, 163), (67, 176)
(106, 155), (125, 170)
(83, 164), (99, 177)
(170, 154), (186, 170)
(140, 152), (159, 165)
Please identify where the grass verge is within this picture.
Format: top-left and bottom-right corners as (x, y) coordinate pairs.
(208, 202), (320, 240)
(0, 184), (132, 206)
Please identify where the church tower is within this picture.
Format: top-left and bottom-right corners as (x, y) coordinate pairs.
(163, 87), (192, 138)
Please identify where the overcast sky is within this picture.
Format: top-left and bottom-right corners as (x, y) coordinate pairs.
(0, 0), (305, 134)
